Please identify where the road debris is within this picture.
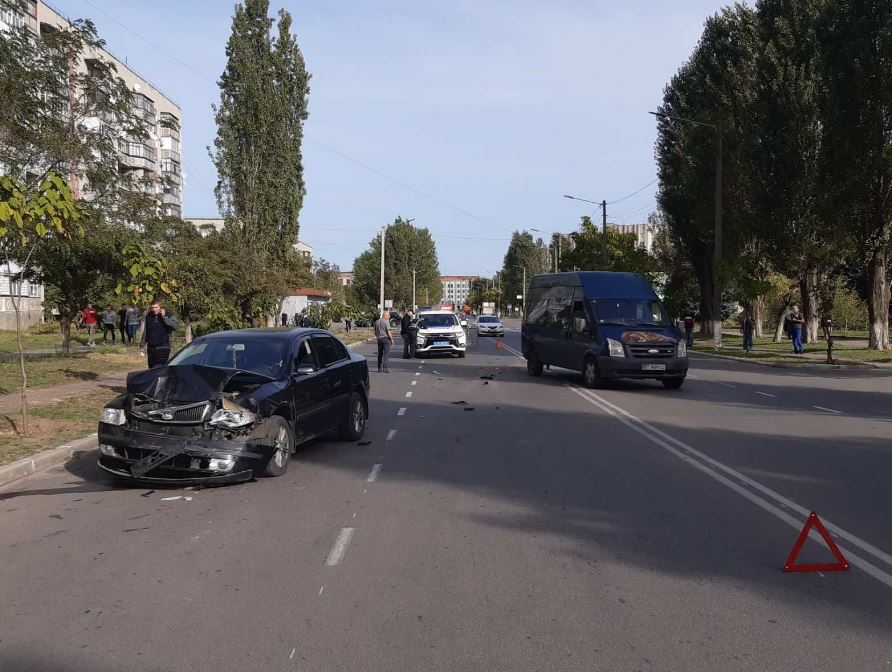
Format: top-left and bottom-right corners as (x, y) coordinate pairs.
(357, 440), (372, 446)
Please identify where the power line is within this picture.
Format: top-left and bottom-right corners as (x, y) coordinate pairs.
(607, 178), (658, 205)
(612, 200), (657, 220)
(81, 0), (515, 236)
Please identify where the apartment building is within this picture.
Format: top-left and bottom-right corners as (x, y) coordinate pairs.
(0, 0), (183, 329)
(606, 222), (659, 254)
(440, 275), (477, 308)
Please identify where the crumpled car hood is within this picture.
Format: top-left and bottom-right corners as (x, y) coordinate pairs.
(126, 364), (271, 403)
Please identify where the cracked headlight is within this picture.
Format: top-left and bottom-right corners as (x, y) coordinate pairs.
(100, 408), (126, 426)
(209, 408), (256, 429)
(607, 338), (625, 358)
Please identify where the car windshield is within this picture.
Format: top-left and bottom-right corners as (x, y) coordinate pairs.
(592, 299), (669, 326)
(418, 314), (458, 328)
(168, 338), (287, 378)
(478, 316), (499, 323)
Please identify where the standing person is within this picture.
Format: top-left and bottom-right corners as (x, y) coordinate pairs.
(281, 312), (288, 326)
(139, 300), (179, 367)
(683, 311), (695, 347)
(101, 306), (117, 343)
(741, 309), (754, 353)
(302, 311), (310, 328)
(788, 304), (805, 354)
(126, 304), (140, 344)
(81, 303), (98, 347)
(117, 304), (128, 344)
(374, 311), (394, 373)
(400, 309), (416, 359)
(345, 316), (352, 333)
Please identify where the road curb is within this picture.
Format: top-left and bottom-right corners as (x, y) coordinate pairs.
(693, 350), (877, 370)
(0, 433), (97, 489)
(347, 336), (375, 349)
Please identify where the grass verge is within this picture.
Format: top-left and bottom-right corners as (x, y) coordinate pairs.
(0, 389), (115, 466)
(0, 350), (143, 394)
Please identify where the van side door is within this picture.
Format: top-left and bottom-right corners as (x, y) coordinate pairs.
(562, 290), (591, 371)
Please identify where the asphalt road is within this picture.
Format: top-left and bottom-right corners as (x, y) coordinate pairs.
(2, 322), (892, 671)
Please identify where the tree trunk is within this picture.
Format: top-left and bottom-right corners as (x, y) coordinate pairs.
(773, 305), (789, 343)
(799, 269), (819, 344)
(60, 309), (72, 355)
(867, 249), (891, 350)
(184, 318), (193, 344)
(11, 291), (28, 435)
(698, 269), (714, 337)
(753, 295), (765, 338)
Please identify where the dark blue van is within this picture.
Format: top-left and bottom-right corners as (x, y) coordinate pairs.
(521, 272), (688, 389)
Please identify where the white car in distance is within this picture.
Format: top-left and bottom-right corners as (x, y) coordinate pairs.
(475, 315), (504, 337)
(415, 311), (467, 358)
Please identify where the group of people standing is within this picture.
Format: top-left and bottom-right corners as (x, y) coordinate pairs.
(682, 306), (806, 355)
(372, 309), (418, 373)
(79, 303), (140, 347)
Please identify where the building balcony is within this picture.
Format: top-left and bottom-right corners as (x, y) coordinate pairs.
(160, 192), (181, 206)
(118, 152), (156, 171)
(160, 148), (181, 162)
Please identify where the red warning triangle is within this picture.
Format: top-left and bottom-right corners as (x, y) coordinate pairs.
(783, 511), (850, 573)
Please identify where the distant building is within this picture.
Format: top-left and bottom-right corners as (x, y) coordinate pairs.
(281, 288), (332, 317)
(186, 217), (225, 236)
(293, 241), (314, 261)
(606, 222), (658, 254)
(0, 269), (43, 330)
(440, 275), (477, 307)
(338, 272), (354, 287)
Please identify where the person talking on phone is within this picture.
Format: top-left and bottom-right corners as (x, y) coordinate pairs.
(139, 299), (179, 367)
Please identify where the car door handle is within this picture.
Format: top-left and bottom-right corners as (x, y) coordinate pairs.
(332, 380), (342, 388)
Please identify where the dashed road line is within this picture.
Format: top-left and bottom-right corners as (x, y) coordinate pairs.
(318, 586), (324, 595)
(755, 391), (776, 398)
(367, 463), (382, 482)
(411, 380), (417, 386)
(567, 384), (892, 589)
(290, 647), (297, 660)
(397, 407), (407, 416)
(405, 391), (413, 398)
(325, 527), (355, 566)
(386, 429), (397, 441)
(813, 405), (842, 414)
(415, 372), (420, 376)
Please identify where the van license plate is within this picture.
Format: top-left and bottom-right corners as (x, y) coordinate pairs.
(641, 363), (666, 371)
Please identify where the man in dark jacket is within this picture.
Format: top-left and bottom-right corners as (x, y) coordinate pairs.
(401, 309), (416, 359)
(139, 300), (179, 367)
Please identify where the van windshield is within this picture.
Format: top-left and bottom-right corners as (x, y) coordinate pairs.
(592, 299), (668, 326)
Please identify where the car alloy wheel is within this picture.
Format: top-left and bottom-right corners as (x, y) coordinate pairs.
(352, 396), (365, 435)
(263, 416), (292, 477)
(273, 425), (289, 468)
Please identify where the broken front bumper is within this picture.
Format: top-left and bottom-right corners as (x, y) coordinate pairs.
(97, 423), (277, 484)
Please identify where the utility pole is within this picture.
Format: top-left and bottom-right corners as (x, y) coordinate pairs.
(713, 125), (723, 349)
(412, 269), (417, 310)
(379, 224), (387, 314)
(601, 200), (608, 267)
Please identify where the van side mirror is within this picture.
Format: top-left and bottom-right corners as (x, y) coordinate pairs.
(294, 363), (317, 375)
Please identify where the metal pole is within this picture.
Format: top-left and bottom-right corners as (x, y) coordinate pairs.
(379, 225), (386, 314)
(412, 269), (416, 310)
(712, 126), (723, 349)
(522, 266), (526, 319)
(601, 200), (608, 267)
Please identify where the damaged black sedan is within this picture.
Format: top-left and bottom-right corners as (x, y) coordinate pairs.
(98, 328), (369, 485)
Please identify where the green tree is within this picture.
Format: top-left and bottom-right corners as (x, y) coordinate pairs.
(0, 172), (80, 434)
(312, 258), (345, 300)
(352, 217), (441, 310)
(211, 0), (310, 262)
(116, 242), (180, 339)
(558, 217), (656, 279)
(500, 231), (548, 312)
(818, 0), (892, 349)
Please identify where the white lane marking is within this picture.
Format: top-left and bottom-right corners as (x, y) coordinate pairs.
(817, 572), (825, 578)
(568, 385), (892, 588)
(756, 391), (776, 398)
(318, 586), (324, 595)
(717, 382), (738, 388)
(501, 342), (525, 358)
(687, 373), (699, 379)
(813, 405), (842, 414)
(290, 648), (297, 660)
(397, 407), (407, 416)
(367, 463), (382, 482)
(386, 429), (397, 441)
(325, 527), (355, 566)
(418, 365), (423, 369)
(411, 380), (417, 386)
(405, 391), (413, 398)
(415, 372), (420, 376)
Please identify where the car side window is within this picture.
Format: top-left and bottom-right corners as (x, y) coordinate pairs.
(332, 338), (350, 361)
(295, 339), (317, 369)
(312, 336), (340, 367)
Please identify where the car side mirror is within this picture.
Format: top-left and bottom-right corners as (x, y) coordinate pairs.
(294, 363), (317, 376)
(460, 320), (468, 327)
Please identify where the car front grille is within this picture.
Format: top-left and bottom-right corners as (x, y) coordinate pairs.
(627, 344), (675, 359)
(131, 401), (211, 424)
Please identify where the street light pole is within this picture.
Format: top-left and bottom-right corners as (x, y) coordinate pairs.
(563, 194), (608, 268)
(379, 224), (387, 315)
(412, 269), (416, 310)
(649, 110), (723, 347)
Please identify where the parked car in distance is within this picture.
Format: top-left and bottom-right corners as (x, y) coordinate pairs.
(521, 272), (688, 389)
(97, 328), (370, 485)
(415, 310), (467, 357)
(475, 315), (504, 336)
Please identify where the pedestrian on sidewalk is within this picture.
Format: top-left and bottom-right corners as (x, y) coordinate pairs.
(101, 305), (117, 343)
(80, 303), (98, 346)
(126, 304), (140, 343)
(281, 312), (288, 326)
(345, 316), (352, 333)
(683, 311), (695, 347)
(741, 309), (754, 353)
(401, 308), (416, 359)
(788, 304), (805, 354)
(374, 311), (394, 373)
(117, 303), (128, 343)
(140, 300), (179, 367)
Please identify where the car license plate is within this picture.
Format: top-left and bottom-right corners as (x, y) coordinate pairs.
(435, 341), (449, 347)
(641, 363), (666, 371)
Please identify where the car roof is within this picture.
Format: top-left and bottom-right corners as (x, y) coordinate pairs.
(418, 310), (456, 315)
(202, 327), (331, 340)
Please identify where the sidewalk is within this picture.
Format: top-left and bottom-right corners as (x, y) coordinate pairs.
(0, 371), (129, 415)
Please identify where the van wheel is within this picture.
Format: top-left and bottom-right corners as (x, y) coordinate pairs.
(662, 377), (685, 390)
(527, 353), (544, 377)
(583, 358), (601, 389)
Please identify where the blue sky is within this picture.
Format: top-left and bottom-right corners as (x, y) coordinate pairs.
(54, 0), (729, 275)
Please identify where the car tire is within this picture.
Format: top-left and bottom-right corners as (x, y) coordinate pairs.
(263, 416), (293, 477)
(582, 357), (601, 389)
(340, 391), (367, 441)
(527, 352), (544, 377)
(458, 351), (466, 358)
(661, 377), (685, 390)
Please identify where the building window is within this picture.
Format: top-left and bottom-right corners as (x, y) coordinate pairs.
(1, 5), (25, 29)
(119, 140), (155, 162)
(160, 158), (181, 175)
(29, 282), (40, 297)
